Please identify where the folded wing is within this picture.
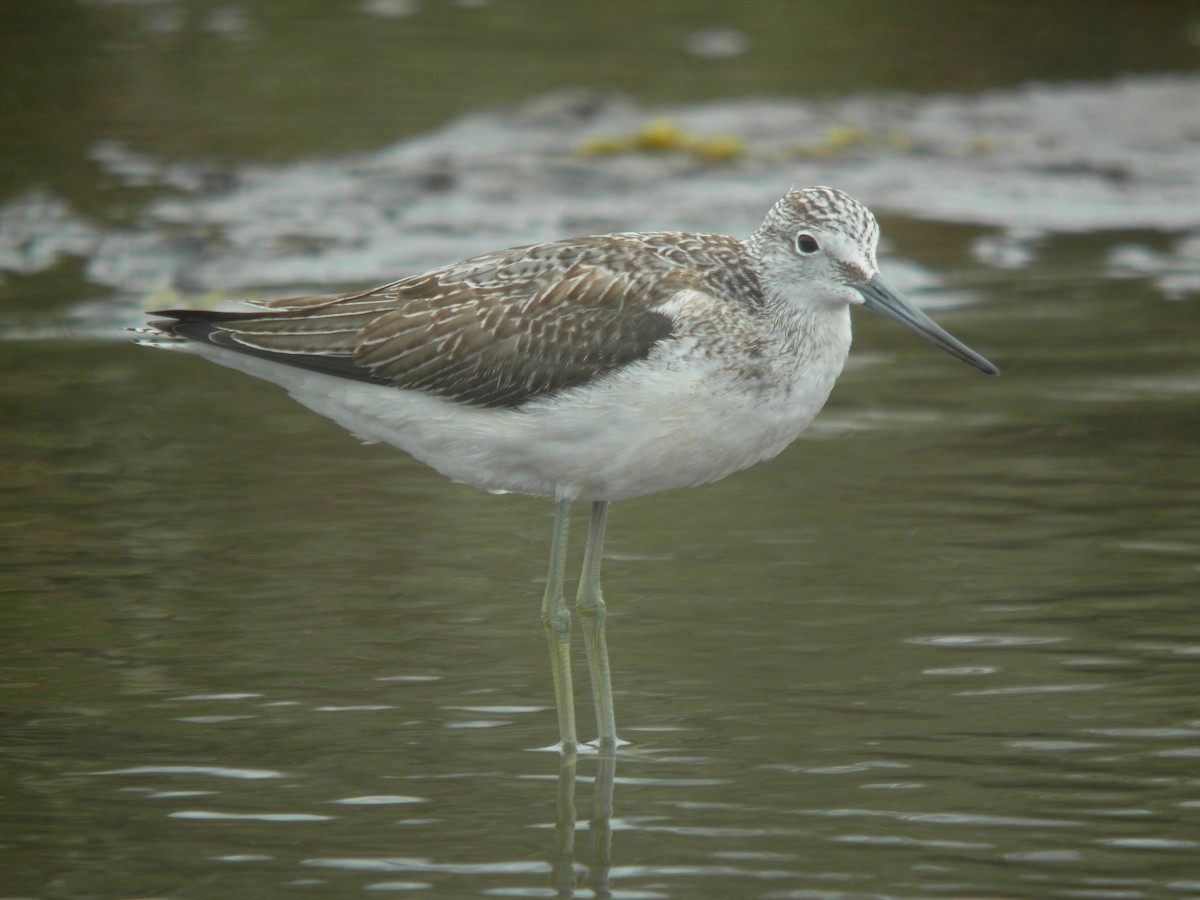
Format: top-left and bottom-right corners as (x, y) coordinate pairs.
(150, 235), (718, 408)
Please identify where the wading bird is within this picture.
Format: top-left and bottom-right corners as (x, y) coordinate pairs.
(144, 186), (998, 751)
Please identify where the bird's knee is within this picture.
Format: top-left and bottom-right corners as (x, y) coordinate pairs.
(542, 606), (572, 639)
(576, 589), (606, 622)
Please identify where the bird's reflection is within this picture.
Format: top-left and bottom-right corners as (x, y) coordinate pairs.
(552, 754), (577, 896)
(551, 749), (617, 898)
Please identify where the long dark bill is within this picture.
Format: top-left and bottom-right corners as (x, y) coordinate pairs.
(857, 274), (999, 375)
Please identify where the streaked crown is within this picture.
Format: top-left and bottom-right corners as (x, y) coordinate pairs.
(755, 186), (879, 254)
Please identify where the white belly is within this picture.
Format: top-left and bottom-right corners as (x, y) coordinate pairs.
(176, 328), (848, 501)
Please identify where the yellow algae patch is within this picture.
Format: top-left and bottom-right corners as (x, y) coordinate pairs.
(579, 119), (745, 163)
(634, 119), (690, 151)
(691, 134), (745, 162)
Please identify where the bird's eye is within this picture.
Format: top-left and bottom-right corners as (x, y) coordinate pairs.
(795, 233), (820, 254)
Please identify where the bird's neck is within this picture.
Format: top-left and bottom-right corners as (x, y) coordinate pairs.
(764, 291), (853, 373)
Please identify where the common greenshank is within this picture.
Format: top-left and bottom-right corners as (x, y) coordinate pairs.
(144, 186), (998, 751)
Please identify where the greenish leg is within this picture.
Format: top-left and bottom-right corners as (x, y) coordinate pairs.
(576, 500), (620, 747)
(541, 497), (577, 751)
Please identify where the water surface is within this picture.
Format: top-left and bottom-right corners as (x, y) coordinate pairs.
(5, 255), (1199, 896)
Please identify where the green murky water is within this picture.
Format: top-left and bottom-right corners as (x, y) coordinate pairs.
(3, 2), (1200, 898)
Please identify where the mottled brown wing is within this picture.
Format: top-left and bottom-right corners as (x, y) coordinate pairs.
(352, 260), (681, 406)
(151, 236), (710, 408)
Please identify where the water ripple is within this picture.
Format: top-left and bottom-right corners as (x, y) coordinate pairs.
(90, 765), (284, 780)
(794, 808), (1082, 828)
(907, 634), (1067, 647)
(829, 834), (993, 849)
(305, 858), (550, 875)
(957, 683), (1107, 696)
(171, 811), (333, 822)
(364, 884), (433, 893)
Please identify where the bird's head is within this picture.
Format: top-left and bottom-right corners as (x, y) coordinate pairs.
(748, 186), (998, 375)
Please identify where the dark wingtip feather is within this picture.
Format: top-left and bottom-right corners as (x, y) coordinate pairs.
(146, 307), (380, 385)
